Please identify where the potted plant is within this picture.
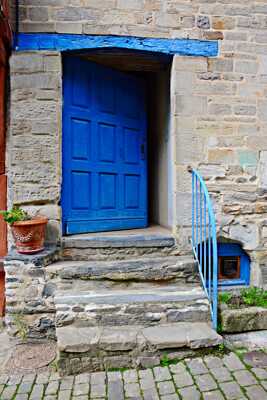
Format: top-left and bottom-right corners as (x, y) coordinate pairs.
(0, 206), (48, 254)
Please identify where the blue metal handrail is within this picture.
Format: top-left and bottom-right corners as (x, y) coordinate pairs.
(189, 168), (218, 330)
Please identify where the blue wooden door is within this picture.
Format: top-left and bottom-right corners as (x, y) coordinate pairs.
(62, 56), (148, 234)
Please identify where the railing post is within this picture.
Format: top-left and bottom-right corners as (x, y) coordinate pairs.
(189, 168), (218, 331)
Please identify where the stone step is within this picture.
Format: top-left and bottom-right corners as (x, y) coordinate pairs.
(56, 322), (222, 374)
(54, 284), (210, 328)
(61, 229), (178, 261)
(46, 255), (198, 284)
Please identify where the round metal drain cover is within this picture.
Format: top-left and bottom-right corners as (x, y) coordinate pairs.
(12, 342), (56, 371)
(243, 351), (267, 368)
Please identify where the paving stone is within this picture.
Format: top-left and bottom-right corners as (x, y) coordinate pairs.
(157, 380), (176, 395)
(49, 372), (60, 381)
(75, 372), (90, 384)
(107, 380), (124, 400)
(261, 380), (267, 390)
(219, 381), (244, 399)
(186, 358), (208, 375)
(161, 395), (180, 400)
(8, 374), (23, 385)
(44, 396), (57, 400)
(90, 383), (106, 397)
(223, 353), (245, 371)
(125, 382), (141, 397)
(45, 380), (59, 395)
(15, 395), (28, 400)
(211, 367), (232, 383)
(142, 388), (160, 400)
(178, 385), (201, 399)
(72, 396), (88, 400)
(36, 373), (50, 384)
(233, 370), (257, 386)
(91, 371), (106, 385)
(1, 385), (17, 400)
(0, 375), (9, 384)
(169, 363), (186, 375)
(203, 391), (225, 400)
(107, 371), (122, 382)
(60, 376), (74, 390)
(173, 372), (194, 387)
(195, 373), (217, 391)
(204, 356), (224, 369)
(123, 369), (138, 383)
(29, 384), (45, 399)
(245, 384), (267, 399)
(73, 383), (89, 396)
(251, 368), (267, 380)
(17, 382), (33, 393)
(139, 369), (154, 380)
(22, 374), (36, 384)
(58, 389), (72, 400)
(139, 369), (156, 390)
(153, 366), (172, 381)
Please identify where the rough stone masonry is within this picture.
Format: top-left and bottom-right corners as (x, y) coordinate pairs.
(6, 1), (267, 289)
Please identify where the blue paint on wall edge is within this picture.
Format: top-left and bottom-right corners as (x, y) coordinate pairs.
(16, 33), (218, 57)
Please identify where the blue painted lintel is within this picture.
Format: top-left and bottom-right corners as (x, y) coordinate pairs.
(16, 33), (218, 57)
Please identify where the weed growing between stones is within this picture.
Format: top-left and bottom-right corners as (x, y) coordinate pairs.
(219, 287), (267, 308)
(219, 292), (232, 305)
(241, 287), (267, 307)
(12, 313), (29, 340)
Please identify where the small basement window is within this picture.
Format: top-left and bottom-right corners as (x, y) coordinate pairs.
(218, 243), (250, 286)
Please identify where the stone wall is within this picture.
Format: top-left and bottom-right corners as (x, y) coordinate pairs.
(4, 246), (60, 339)
(8, 51), (62, 243)
(8, 0), (267, 286)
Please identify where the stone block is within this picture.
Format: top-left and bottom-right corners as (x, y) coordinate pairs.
(212, 16), (235, 30)
(11, 73), (60, 90)
(20, 22), (56, 33)
(10, 53), (44, 74)
(117, 0), (144, 10)
(52, 7), (82, 21)
(44, 55), (61, 72)
(99, 326), (138, 351)
(57, 326), (101, 353)
(259, 100), (267, 122)
(237, 150), (258, 167)
(174, 95), (207, 116)
(28, 6), (49, 21)
(229, 222), (259, 250)
(55, 22), (83, 34)
(155, 13), (179, 28)
(173, 71), (194, 94)
(196, 15), (210, 29)
(234, 105), (256, 116)
(203, 31), (224, 40)
(173, 56), (207, 73)
(235, 61), (259, 74)
(208, 103), (232, 115)
(221, 307), (267, 333)
(208, 149), (235, 164)
(208, 58), (233, 73)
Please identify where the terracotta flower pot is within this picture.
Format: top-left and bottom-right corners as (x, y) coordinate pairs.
(11, 217), (48, 254)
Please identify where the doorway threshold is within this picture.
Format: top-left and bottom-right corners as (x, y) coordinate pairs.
(62, 225), (175, 248)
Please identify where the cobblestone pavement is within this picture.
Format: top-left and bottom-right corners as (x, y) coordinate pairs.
(1, 352), (267, 399)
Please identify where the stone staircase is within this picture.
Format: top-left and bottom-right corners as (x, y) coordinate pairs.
(46, 229), (222, 375)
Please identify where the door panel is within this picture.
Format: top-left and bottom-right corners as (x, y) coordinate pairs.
(62, 57), (148, 234)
